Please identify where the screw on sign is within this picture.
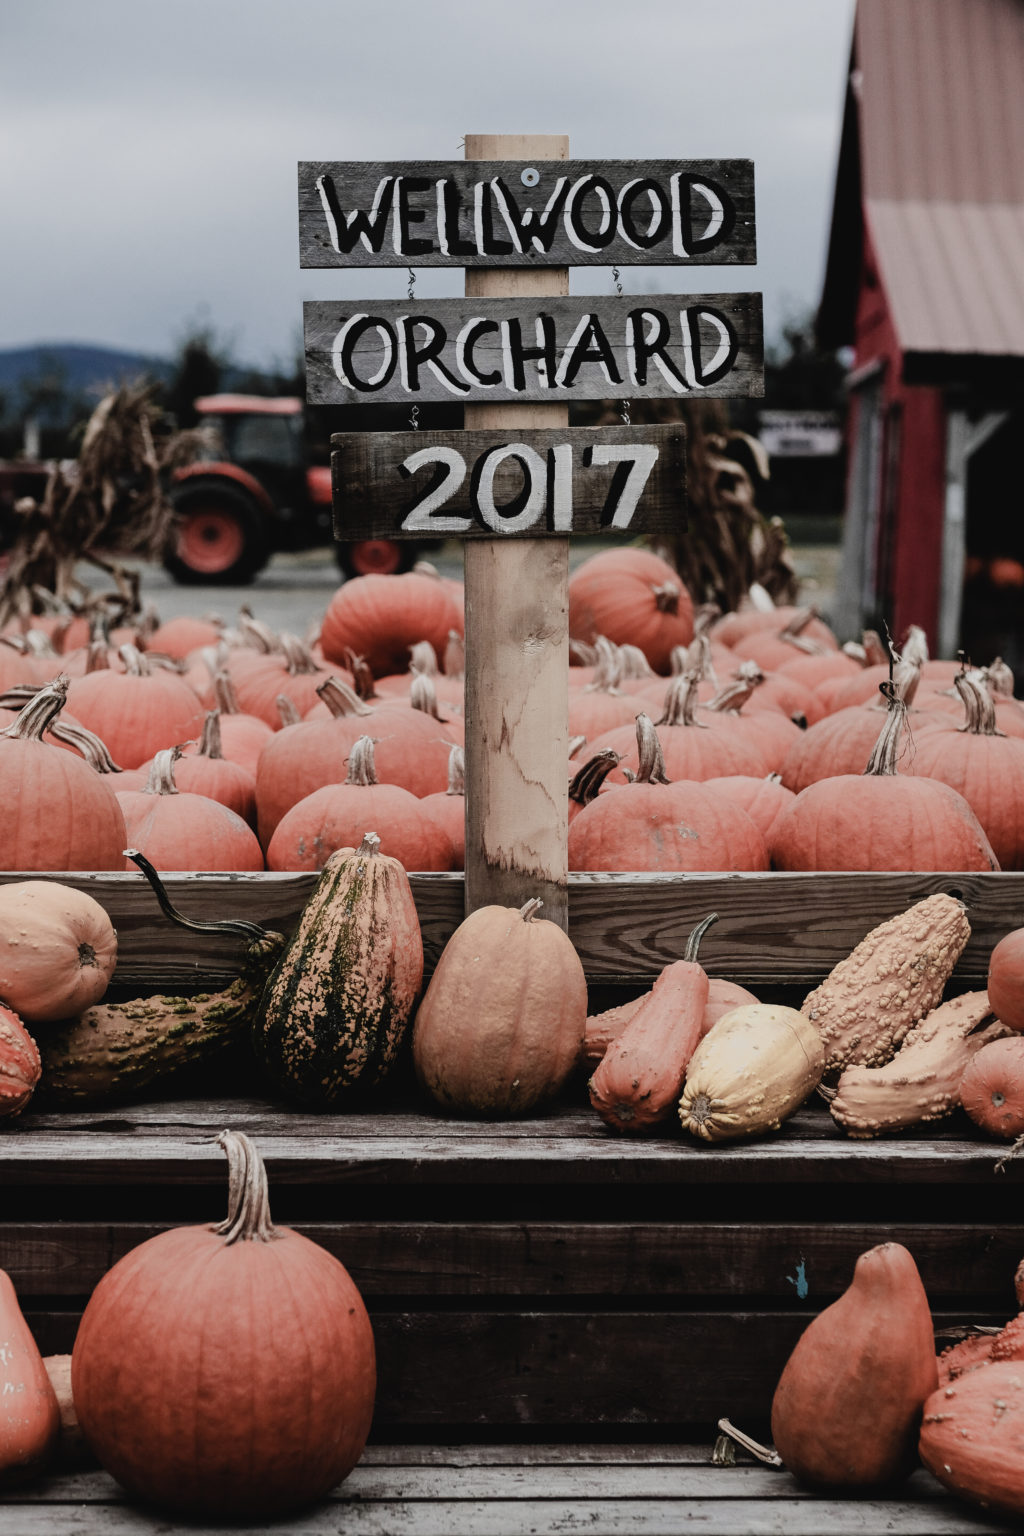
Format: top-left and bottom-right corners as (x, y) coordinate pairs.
(299, 134), (761, 924)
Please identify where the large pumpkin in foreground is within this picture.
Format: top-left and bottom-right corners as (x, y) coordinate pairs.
(412, 897), (586, 1117)
(72, 1131), (375, 1519)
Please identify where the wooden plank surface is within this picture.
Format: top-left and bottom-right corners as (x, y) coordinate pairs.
(298, 159), (757, 268)
(331, 426), (685, 540)
(16, 1307), (1005, 1427)
(4, 1220), (1022, 1300)
(0, 870), (1016, 986)
(303, 293), (764, 405)
(2, 1101), (1016, 1186)
(2, 1453), (1014, 1535)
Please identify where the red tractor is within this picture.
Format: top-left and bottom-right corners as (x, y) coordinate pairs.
(166, 394), (430, 584)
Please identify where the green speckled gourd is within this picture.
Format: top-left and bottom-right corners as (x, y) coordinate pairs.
(39, 852), (285, 1107)
(253, 832), (424, 1107)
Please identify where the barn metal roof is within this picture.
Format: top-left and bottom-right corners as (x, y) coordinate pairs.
(818, 0), (1024, 380)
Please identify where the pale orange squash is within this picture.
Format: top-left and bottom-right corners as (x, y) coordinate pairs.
(0, 881), (117, 1022)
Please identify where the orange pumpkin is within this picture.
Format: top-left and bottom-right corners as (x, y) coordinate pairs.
(266, 735), (451, 873)
(0, 677), (127, 871)
(65, 645), (205, 769)
(960, 1037), (1024, 1138)
(117, 748), (265, 872)
(320, 571), (462, 678)
(568, 547), (694, 673)
(770, 686), (999, 872)
(569, 715), (769, 873)
(0, 881), (117, 1022)
(989, 928), (1024, 1031)
(72, 1130), (375, 1518)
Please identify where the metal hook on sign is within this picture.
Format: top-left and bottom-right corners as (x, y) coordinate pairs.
(611, 268), (631, 425)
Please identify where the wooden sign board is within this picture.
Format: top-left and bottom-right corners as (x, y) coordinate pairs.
(331, 426), (685, 540)
(298, 159), (755, 268)
(305, 293), (763, 406)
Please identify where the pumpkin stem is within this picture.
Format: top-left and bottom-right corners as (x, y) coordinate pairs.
(586, 636), (623, 694)
(212, 668), (242, 716)
(345, 736), (380, 786)
(356, 831), (382, 859)
(0, 674), (70, 742)
(863, 683), (911, 776)
(656, 672), (706, 731)
(445, 744), (466, 796)
(683, 912), (719, 962)
(444, 630), (466, 680)
(634, 714), (671, 784)
(345, 649), (378, 700)
(50, 718), (124, 772)
(197, 710), (226, 759)
(568, 734), (588, 759)
(618, 644), (656, 682)
(568, 748), (621, 809)
(276, 694), (303, 727)
(954, 673), (1004, 738)
(984, 657), (1015, 697)
(651, 581), (680, 615)
(317, 675), (373, 719)
(278, 632), (323, 677)
(408, 640), (439, 675)
(714, 1418), (783, 1469)
(125, 848), (272, 941)
(214, 1130), (278, 1244)
(708, 663), (762, 715)
(410, 672), (448, 721)
(142, 745), (184, 796)
(519, 897), (544, 922)
(117, 643), (152, 677)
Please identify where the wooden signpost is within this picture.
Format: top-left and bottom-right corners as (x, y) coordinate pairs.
(301, 134), (762, 927)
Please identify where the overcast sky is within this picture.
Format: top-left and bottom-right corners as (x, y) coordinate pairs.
(2, 0), (855, 369)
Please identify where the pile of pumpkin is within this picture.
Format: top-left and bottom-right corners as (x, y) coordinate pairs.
(721, 1238), (1024, 1520)
(3, 545), (1023, 878)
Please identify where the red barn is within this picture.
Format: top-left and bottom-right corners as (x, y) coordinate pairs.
(817, 0), (1024, 676)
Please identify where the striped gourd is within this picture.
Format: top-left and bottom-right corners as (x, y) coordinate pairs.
(254, 832), (424, 1106)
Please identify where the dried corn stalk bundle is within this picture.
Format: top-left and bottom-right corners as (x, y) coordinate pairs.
(0, 383), (202, 631)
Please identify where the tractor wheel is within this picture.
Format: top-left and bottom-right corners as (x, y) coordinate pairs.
(164, 481), (271, 586)
(334, 538), (415, 580)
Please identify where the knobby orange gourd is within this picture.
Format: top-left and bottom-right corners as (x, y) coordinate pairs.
(589, 914), (717, 1132)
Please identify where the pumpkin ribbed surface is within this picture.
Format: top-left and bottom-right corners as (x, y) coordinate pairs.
(320, 572), (462, 678)
(568, 547), (694, 672)
(0, 882), (116, 1022)
(72, 1132), (375, 1519)
(255, 833), (424, 1106)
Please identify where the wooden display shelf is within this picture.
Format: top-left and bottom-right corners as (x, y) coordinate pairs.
(3, 1097), (1021, 1437)
(2, 1445), (1017, 1534)
(0, 869), (1019, 986)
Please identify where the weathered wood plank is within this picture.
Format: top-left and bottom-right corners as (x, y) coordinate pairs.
(0, 870), (1015, 986)
(20, 1309), (1001, 1428)
(303, 293), (764, 406)
(331, 426), (686, 541)
(4, 1221), (1021, 1301)
(2, 1101), (1015, 1185)
(0, 1497), (1009, 1534)
(298, 159), (757, 268)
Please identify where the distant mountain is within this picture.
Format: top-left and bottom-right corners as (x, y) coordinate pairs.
(0, 343), (171, 407)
